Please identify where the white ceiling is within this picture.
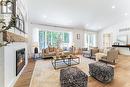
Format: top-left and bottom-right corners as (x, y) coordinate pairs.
(27, 0), (130, 31)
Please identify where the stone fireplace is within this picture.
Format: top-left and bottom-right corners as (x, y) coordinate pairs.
(16, 48), (25, 76)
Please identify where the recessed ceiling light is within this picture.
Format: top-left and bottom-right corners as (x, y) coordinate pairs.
(112, 5), (116, 9)
(43, 15), (47, 18)
(98, 26), (102, 29)
(85, 24), (89, 28)
(124, 13), (128, 16)
(86, 24), (89, 26)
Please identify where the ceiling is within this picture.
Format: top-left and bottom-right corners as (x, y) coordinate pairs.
(27, 0), (130, 31)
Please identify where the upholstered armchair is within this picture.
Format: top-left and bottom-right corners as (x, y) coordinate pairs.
(82, 47), (99, 59)
(83, 51), (91, 58)
(91, 47), (99, 59)
(99, 48), (119, 64)
(82, 48), (88, 56)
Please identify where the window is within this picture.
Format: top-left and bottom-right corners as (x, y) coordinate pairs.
(64, 33), (69, 43)
(39, 31), (45, 49)
(84, 32), (97, 49)
(39, 31), (70, 50)
(103, 34), (111, 48)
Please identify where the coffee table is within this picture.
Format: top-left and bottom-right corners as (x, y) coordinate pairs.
(51, 54), (80, 69)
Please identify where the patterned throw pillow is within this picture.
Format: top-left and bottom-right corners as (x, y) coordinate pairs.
(44, 49), (46, 53)
(56, 49), (60, 55)
(49, 48), (54, 52)
(46, 48), (49, 54)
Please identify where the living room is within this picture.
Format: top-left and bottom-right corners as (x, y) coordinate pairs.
(0, 0), (130, 87)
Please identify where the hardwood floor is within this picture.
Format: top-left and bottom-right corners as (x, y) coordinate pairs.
(14, 55), (130, 87)
(14, 59), (35, 87)
(88, 55), (130, 87)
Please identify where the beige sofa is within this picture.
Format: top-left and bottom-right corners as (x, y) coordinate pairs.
(42, 46), (82, 58)
(42, 47), (70, 58)
(42, 47), (57, 58)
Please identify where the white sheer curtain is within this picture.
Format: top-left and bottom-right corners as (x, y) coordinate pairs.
(103, 33), (111, 48)
(84, 31), (97, 49)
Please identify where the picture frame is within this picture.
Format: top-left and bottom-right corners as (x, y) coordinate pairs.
(117, 35), (128, 45)
(15, 2), (25, 33)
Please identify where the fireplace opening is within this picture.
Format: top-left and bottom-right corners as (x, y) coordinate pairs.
(16, 48), (25, 76)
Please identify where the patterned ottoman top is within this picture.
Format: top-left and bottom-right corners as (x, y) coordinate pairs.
(89, 62), (114, 70)
(60, 67), (88, 81)
(89, 62), (114, 83)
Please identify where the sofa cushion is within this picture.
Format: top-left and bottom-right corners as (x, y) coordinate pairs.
(49, 48), (54, 52)
(91, 48), (99, 56)
(103, 48), (110, 54)
(43, 49), (47, 54)
(46, 48), (49, 54)
(48, 52), (55, 55)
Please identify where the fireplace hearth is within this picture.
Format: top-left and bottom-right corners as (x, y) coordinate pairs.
(16, 48), (25, 76)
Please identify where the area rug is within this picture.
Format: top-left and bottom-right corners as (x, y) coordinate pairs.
(29, 56), (95, 87)
(29, 55), (130, 87)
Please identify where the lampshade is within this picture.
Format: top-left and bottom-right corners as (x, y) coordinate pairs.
(72, 42), (75, 46)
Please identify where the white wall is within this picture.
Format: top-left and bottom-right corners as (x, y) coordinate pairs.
(0, 7), (5, 87)
(4, 43), (27, 87)
(0, 33), (4, 87)
(98, 19), (130, 55)
(0, 0), (29, 87)
(0, 47), (4, 87)
(73, 29), (85, 48)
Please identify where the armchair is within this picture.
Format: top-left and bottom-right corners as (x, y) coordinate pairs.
(99, 48), (118, 64)
(82, 48), (88, 56)
(82, 48), (91, 58)
(91, 47), (99, 59)
(82, 47), (99, 59)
